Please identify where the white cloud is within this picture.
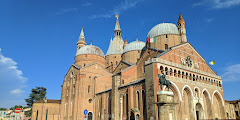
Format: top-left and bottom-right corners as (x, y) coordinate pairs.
(193, 0), (240, 9)
(10, 89), (25, 95)
(89, 0), (144, 19)
(221, 64), (240, 82)
(0, 48), (28, 108)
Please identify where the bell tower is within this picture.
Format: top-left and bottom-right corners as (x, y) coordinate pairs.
(105, 15), (124, 72)
(76, 28), (86, 52)
(178, 14), (187, 43)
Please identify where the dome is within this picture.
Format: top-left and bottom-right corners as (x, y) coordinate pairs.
(76, 44), (104, 57)
(147, 23), (179, 38)
(123, 40), (145, 53)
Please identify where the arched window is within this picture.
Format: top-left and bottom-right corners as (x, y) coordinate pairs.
(166, 35), (168, 39)
(87, 112), (93, 120)
(165, 44), (168, 50)
(137, 91), (140, 110)
(165, 67), (168, 75)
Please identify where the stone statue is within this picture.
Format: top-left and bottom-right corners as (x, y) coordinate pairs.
(158, 74), (172, 91)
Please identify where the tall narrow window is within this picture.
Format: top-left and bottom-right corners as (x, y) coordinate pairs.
(46, 109), (48, 120)
(142, 90), (146, 115)
(36, 110), (38, 120)
(137, 91), (140, 110)
(165, 44), (168, 50)
(88, 85), (90, 93)
(116, 61), (118, 65)
(166, 35), (168, 39)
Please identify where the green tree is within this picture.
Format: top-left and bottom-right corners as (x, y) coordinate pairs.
(25, 87), (47, 117)
(0, 108), (7, 110)
(9, 105), (23, 110)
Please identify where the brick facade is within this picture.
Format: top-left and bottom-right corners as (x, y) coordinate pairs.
(32, 15), (229, 120)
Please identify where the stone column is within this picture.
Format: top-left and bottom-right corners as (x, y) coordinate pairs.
(156, 91), (177, 120)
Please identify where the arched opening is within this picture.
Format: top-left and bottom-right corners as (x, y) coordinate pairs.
(170, 68), (173, 76)
(196, 103), (204, 120)
(165, 44), (168, 50)
(136, 91), (140, 110)
(186, 72), (188, 79)
(212, 92), (224, 119)
(182, 71), (185, 78)
(226, 112), (229, 119)
(165, 67), (168, 75)
(190, 73), (192, 80)
(203, 90), (212, 119)
(130, 111), (135, 120)
(178, 70), (181, 78)
(160, 66), (164, 74)
(136, 114), (139, 120)
(174, 69), (177, 77)
(182, 86), (194, 120)
(163, 82), (181, 119)
(87, 112), (93, 120)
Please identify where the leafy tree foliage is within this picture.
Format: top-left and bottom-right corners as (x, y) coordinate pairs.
(25, 87), (47, 117)
(9, 105), (23, 110)
(0, 108), (7, 110)
(25, 87), (47, 107)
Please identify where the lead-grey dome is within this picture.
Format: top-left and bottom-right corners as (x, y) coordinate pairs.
(123, 40), (145, 54)
(76, 44), (104, 57)
(147, 23), (179, 38)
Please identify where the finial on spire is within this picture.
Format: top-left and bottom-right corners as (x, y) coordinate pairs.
(114, 14), (121, 32)
(136, 35), (139, 41)
(115, 14), (119, 20)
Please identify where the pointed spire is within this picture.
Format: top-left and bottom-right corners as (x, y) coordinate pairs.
(78, 28), (86, 44)
(79, 28), (84, 38)
(124, 38), (128, 44)
(114, 14), (121, 31)
(178, 14), (185, 23)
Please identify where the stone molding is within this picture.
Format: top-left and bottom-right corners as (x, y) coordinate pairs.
(145, 58), (221, 79)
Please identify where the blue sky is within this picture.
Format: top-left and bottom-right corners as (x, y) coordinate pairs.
(0, 0), (240, 108)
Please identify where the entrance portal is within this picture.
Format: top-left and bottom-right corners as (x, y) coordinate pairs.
(196, 111), (199, 120)
(195, 103), (203, 119)
(130, 111), (135, 120)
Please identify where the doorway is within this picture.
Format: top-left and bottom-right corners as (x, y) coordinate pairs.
(195, 103), (203, 119)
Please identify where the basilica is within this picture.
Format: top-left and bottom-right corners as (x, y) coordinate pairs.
(31, 15), (231, 120)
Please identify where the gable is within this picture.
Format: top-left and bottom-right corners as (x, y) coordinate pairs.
(64, 64), (80, 80)
(81, 63), (111, 76)
(158, 42), (216, 75)
(113, 60), (133, 74)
